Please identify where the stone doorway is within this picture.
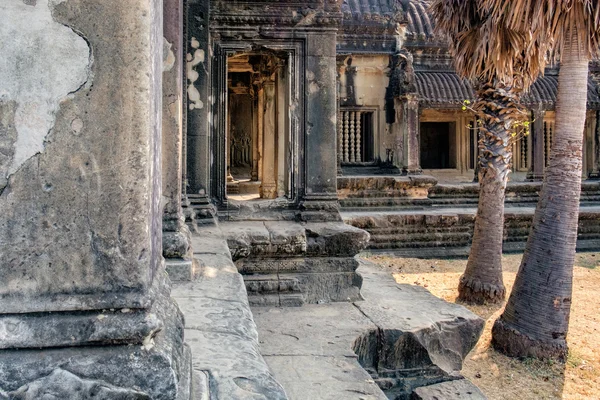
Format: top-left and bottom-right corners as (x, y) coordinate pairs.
(222, 50), (293, 203)
(420, 122), (457, 169)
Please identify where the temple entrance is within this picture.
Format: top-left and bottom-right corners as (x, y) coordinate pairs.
(420, 122), (457, 169)
(225, 51), (291, 202)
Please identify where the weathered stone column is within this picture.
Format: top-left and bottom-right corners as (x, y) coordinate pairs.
(186, 0), (215, 221)
(527, 107), (545, 181)
(0, 1), (192, 396)
(591, 111), (600, 179)
(401, 94), (422, 174)
(260, 76), (278, 199)
(163, 0), (194, 281)
(302, 31), (341, 220)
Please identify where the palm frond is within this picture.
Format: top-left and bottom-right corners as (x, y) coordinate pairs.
(484, 0), (600, 62)
(430, 0), (549, 90)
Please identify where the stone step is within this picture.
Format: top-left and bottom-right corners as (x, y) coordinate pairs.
(343, 207), (600, 253)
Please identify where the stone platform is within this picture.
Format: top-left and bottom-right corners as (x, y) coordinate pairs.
(339, 175), (600, 255)
(252, 259), (485, 400)
(169, 225), (486, 399)
(343, 206), (600, 257)
(220, 220), (370, 306)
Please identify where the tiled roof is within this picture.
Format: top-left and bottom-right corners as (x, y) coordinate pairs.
(415, 71), (600, 109)
(400, 0), (435, 40)
(415, 71), (474, 106)
(341, 0), (399, 18)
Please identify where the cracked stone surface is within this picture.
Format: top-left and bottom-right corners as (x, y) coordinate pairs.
(0, 0), (91, 183)
(173, 226), (288, 400)
(252, 260), (484, 399)
(0, 369), (149, 400)
(0, 0), (164, 314)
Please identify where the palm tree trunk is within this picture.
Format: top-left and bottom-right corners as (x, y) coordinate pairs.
(458, 86), (513, 304)
(492, 31), (588, 360)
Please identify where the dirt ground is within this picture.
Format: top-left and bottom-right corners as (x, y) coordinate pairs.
(364, 252), (600, 400)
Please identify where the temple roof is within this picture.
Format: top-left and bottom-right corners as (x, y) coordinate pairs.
(400, 0), (435, 41)
(415, 71), (600, 110)
(341, 0), (400, 17)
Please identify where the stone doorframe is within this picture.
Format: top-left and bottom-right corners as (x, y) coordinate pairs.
(211, 36), (305, 209)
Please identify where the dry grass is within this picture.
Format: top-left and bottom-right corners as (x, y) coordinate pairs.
(364, 252), (600, 400)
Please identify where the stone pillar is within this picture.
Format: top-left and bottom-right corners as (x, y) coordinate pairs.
(591, 111), (600, 179)
(260, 76), (278, 199)
(251, 80), (260, 181)
(277, 65), (288, 198)
(527, 107), (545, 181)
(0, 0), (192, 396)
(186, 0), (215, 221)
(302, 31), (341, 220)
(162, 0), (195, 281)
(400, 94), (421, 174)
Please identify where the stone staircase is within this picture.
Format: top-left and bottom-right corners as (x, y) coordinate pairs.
(343, 207), (600, 257)
(339, 175), (600, 255)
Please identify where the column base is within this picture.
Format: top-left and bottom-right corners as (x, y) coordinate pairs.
(403, 167), (422, 176)
(300, 194), (342, 222)
(259, 183), (278, 199)
(187, 194), (217, 226)
(0, 282), (194, 399)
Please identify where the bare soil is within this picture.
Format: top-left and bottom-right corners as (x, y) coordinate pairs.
(364, 252), (600, 400)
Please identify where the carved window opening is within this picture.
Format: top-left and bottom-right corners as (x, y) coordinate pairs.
(338, 108), (376, 164)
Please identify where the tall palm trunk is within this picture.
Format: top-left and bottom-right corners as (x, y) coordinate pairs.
(459, 84), (516, 304)
(492, 31), (588, 360)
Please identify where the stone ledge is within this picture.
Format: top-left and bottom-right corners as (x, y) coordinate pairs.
(411, 379), (487, 400)
(353, 260), (485, 398)
(173, 227), (288, 400)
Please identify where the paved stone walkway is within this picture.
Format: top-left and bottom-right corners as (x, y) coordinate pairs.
(174, 226), (485, 399)
(252, 260), (484, 400)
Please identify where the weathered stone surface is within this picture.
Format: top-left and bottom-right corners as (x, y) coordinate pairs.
(411, 379), (487, 400)
(0, 306), (161, 350)
(0, 0), (164, 314)
(173, 230), (288, 400)
(353, 260), (484, 397)
(0, 287), (190, 399)
(253, 304), (387, 400)
(164, 229), (193, 258)
(305, 222), (370, 257)
(1, 369), (149, 400)
(252, 261), (484, 400)
(221, 221), (368, 305)
(166, 259), (197, 282)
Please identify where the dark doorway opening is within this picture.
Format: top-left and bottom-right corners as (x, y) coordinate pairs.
(420, 122), (456, 169)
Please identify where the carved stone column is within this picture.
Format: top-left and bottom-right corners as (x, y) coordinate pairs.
(527, 107), (545, 181)
(260, 75), (278, 199)
(251, 78), (260, 181)
(301, 31), (341, 220)
(162, 0), (195, 281)
(591, 111), (600, 179)
(0, 1), (192, 396)
(402, 94), (422, 175)
(186, 0), (216, 221)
